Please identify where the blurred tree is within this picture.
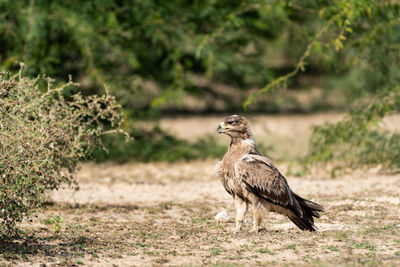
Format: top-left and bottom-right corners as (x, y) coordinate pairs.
(1, 0), (400, 168)
(0, 0), (337, 114)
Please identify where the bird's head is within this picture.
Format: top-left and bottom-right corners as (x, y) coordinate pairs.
(217, 115), (253, 140)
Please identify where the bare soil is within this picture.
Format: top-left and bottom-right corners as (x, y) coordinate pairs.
(1, 114), (400, 266)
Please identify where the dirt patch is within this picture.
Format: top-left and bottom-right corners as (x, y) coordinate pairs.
(2, 114), (400, 266)
(2, 162), (399, 266)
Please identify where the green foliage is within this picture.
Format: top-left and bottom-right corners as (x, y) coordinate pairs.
(43, 215), (64, 233)
(0, 0), (350, 114)
(257, 248), (274, 254)
(0, 69), (122, 235)
(305, 87), (400, 173)
(296, 0), (400, 173)
(1, 0), (400, 168)
(245, 1), (400, 106)
(0, 0), (283, 111)
(353, 242), (376, 251)
(286, 244), (296, 251)
(327, 245), (340, 252)
(234, 1), (400, 172)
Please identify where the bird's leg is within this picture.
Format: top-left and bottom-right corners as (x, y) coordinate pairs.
(234, 197), (248, 234)
(250, 205), (263, 233)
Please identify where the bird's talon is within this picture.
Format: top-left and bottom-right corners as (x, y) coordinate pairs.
(249, 227), (265, 233)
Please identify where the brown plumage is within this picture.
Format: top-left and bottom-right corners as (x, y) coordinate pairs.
(216, 115), (324, 233)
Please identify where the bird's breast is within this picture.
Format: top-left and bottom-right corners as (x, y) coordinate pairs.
(217, 160), (247, 198)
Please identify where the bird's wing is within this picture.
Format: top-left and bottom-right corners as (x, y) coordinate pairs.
(235, 154), (302, 217)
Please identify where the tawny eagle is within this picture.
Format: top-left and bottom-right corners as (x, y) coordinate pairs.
(215, 115), (324, 233)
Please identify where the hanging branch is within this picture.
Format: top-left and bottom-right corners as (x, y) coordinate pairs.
(243, 12), (343, 109)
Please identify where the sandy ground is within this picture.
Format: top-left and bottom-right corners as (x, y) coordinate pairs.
(1, 114), (400, 266)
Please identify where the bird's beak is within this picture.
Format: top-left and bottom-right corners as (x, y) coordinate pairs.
(217, 122), (226, 134)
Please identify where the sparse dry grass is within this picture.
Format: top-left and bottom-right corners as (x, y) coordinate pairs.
(1, 114), (400, 266)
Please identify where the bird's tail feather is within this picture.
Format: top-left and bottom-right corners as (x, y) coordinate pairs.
(287, 214), (316, 231)
(288, 194), (324, 231)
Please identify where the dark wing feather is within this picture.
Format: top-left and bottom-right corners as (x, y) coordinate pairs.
(235, 154), (303, 217)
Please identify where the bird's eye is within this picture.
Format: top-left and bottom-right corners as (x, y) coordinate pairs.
(226, 121), (233, 125)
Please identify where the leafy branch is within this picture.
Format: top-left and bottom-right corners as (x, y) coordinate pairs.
(243, 11), (342, 109)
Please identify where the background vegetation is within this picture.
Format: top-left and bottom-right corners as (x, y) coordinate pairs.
(1, 0), (399, 166)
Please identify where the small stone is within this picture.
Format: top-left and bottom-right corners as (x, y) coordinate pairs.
(215, 209), (230, 222)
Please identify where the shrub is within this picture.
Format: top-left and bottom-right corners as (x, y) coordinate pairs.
(0, 68), (123, 235)
(304, 86), (400, 175)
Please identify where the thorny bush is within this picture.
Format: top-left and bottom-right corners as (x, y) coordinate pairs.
(0, 69), (123, 235)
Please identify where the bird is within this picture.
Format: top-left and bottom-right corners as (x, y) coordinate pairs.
(215, 115), (324, 233)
